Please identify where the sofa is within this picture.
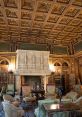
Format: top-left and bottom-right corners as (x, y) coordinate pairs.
(34, 85), (82, 117)
(34, 98), (72, 117)
(35, 99), (55, 117)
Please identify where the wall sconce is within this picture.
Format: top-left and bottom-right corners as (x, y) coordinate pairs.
(8, 63), (15, 73)
(49, 64), (56, 72)
(49, 63), (61, 75)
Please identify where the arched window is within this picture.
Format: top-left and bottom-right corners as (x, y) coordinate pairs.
(0, 59), (9, 72)
(54, 62), (61, 66)
(0, 60), (9, 65)
(62, 62), (68, 67)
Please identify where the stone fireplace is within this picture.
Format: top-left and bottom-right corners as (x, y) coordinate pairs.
(15, 50), (50, 93)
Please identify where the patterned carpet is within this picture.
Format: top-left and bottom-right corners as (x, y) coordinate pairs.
(0, 102), (4, 117)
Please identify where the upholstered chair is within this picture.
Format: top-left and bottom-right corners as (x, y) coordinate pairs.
(6, 84), (15, 96)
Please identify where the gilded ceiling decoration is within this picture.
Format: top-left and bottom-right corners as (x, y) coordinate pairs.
(0, 0), (82, 46)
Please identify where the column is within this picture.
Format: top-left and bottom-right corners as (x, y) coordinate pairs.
(43, 75), (48, 93)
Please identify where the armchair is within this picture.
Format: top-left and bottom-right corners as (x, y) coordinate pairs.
(6, 84), (15, 96)
(0, 86), (6, 100)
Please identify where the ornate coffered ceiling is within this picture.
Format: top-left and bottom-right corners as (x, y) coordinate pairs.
(0, 0), (82, 46)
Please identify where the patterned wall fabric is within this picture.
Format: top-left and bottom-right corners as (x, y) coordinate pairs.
(19, 43), (48, 51)
(74, 41), (82, 52)
(0, 43), (11, 52)
(53, 46), (68, 55)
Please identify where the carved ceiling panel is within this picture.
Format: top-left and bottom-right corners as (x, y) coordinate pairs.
(34, 13), (46, 21)
(9, 27), (19, 32)
(8, 19), (18, 26)
(44, 23), (54, 29)
(0, 18), (5, 24)
(0, 26), (7, 30)
(57, 0), (70, 4)
(33, 22), (43, 28)
(74, 27), (82, 33)
(72, 0), (82, 7)
(21, 0), (34, 11)
(21, 20), (31, 27)
(59, 17), (72, 25)
(21, 11), (32, 20)
(0, 0), (82, 46)
(65, 7), (80, 17)
(80, 22), (82, 27)
(37, 2), (51, 13)
(51, 4), (66, 15)
(4, 0), (17, 8)
(77, 10), (82, 19)
(69, 33), (77, 37)
(54, 25), (65, 31)
(51, 30), (60, 34)
(64, 26), (75, 32)
(6, 9), (18, 18)
(0, 10), (3, 16)
(69, 19), (81, 26)
(47, 15), (59, 23)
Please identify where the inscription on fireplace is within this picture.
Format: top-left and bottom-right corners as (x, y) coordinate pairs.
(16, 50), (50, 75)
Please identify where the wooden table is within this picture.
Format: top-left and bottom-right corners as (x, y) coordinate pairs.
(43, 103), (80, 117)
(31, 89), (45, 101)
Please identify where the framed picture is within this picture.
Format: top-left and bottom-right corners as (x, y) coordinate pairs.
(46, 84), (55, 95)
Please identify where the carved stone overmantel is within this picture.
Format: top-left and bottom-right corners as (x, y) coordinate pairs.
(16, 50), (50, 75)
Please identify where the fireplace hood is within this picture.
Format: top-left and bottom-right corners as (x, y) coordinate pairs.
(16, 50), (50, 76)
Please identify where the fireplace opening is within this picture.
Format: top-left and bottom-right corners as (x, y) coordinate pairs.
(22, 75), (42, 88)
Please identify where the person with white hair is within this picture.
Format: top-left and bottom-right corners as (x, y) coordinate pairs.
(2, 94), (24, 117)
(2, 95), (14, 117)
